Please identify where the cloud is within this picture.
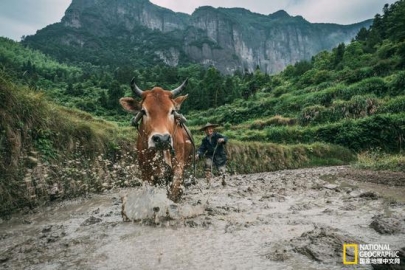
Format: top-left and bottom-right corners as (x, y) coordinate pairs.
(150, 0), (394, 24)
(0, 16), (39, 41)
(285, 0), (388, 24)
(150, 0), (284, 15)
(150, 0), (218, 14)
(0, 0), (70, 41)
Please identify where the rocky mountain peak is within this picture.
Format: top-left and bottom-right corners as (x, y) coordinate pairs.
(23, 1), (372, 74)
(269, 10), (290, 19)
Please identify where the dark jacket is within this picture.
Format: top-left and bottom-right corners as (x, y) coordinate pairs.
(197, 132), (228, 166)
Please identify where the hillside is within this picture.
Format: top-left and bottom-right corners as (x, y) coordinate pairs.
(20, 0), (371, 74)
(1, 1), (405, 215)
(185, 0), (405, 158)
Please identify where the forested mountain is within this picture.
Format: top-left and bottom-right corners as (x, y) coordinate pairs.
(1, 0), (404, 153)
(1, 0), (404, 120)
(21, 0), (371, 74)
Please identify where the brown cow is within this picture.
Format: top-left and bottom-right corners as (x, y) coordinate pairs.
(119, 79), (193, 202)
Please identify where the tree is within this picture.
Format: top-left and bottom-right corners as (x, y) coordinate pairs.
(355, 27), (369, 42)
(385, 0), (405, 42)
(107, 80), (124, 110)
(311, 51), (331, 70)
(98, 91), (108, 109)
(198, 67), (224, 109)
(333, 43), (345, 69)
(294, 60), (313, 75)
(65, 83), (74, 95)
(74, 83), (84, 96)
(223, 77), (238, 103)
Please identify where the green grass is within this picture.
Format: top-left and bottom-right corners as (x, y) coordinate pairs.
(353, 149), (405, 171)
(225, 141), (355, 174)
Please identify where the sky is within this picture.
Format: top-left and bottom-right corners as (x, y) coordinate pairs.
(0, 0), (397, 42)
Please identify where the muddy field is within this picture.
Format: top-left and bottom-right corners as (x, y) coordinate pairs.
(1, 166), (404, 270)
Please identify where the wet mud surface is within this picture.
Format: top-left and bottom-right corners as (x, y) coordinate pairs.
(1, 166), (405, 270)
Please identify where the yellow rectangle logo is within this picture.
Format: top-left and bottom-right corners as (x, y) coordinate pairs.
(343, 244), (358, 265)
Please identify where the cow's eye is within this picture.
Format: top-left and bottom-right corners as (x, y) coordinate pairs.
(170, 110), (175, 115)
(141, 109), (146, 115)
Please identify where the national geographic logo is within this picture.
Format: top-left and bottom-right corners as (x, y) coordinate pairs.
(343, 244), (358, 265)
(343, 243), (401, 265)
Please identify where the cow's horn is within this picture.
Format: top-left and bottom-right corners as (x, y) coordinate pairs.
(171, 78), (188, 96)
(130, 78), (143, 97)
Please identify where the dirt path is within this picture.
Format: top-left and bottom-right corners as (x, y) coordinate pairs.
(1, 166), (404, 270)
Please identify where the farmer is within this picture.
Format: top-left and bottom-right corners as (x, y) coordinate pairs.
(196, 123), (228, 186)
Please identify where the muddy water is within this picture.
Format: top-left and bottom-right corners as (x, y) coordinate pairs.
(1, 166), (404, 270)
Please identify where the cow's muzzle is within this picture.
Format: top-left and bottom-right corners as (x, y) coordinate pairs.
(152, 134), (172, 150)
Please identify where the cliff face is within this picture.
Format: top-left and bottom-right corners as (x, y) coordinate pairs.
(184, 7), (367, 74)
(23, 0), (371, 74)
(62, 0), (188, 33)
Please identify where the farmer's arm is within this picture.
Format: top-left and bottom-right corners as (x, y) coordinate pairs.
(217, 134), (228, 144)
(196, 139), (208, 158)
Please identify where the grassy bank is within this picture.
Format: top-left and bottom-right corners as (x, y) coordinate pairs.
(0, 74), (139, 215)
(223, 141), (355, 175)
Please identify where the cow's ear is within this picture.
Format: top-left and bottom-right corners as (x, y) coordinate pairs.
(173, 94), (188, 110)
(119, 97), (141, 113)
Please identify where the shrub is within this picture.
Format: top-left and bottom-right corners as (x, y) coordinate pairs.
(303, 87), (338, 107)
(379, 96), (405, 113)
(317, 114), (405, 152)
(273, 94), (303, 115)
(250, 115), (296, 129)
(312, 70), (332, 85)
(297, 69), (318, 88)
(331, 95), (380, 119)
(340, 77), (388, 99)
(298, 105), (327, 125)
(373, 59), (396, 76)
(272, 85), (289, 98)
(389, 71), (405, 96)
(261, 114), (405, 153)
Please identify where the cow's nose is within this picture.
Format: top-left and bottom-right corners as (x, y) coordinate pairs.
(152, 134), (171, 145)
